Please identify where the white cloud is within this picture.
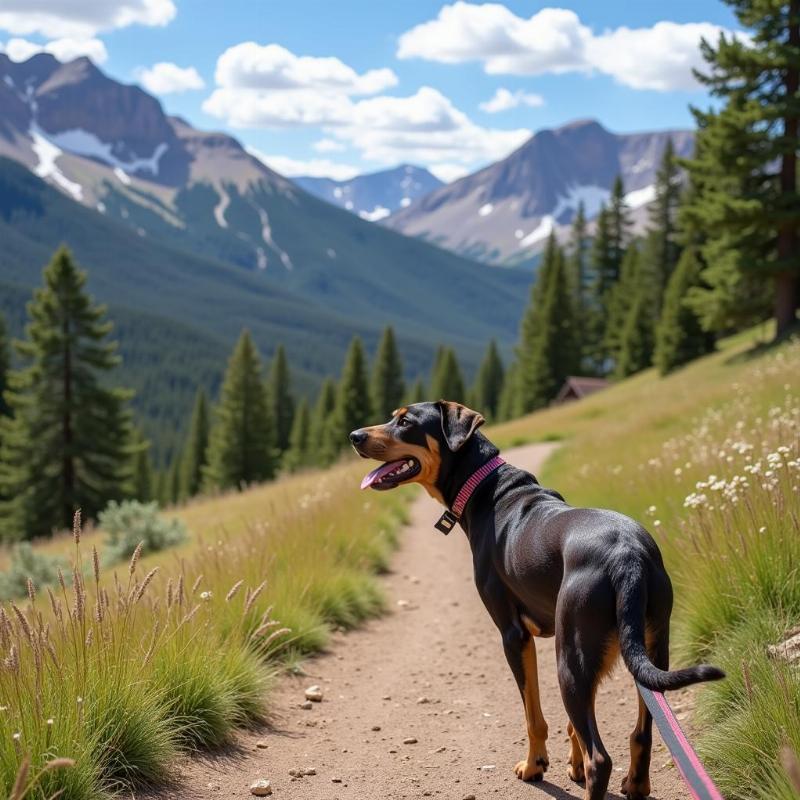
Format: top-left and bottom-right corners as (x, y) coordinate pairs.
(479, 87), (544, 113)
(204, 43), (529, 172)
(397, 2), (741, 92)
(214, 42), (396, 94)
(1, 36), (108, 63)
(247, 146), (361, 181)
(313, 138), (346, 153)
(0, 0), (175, 38)
(136, 62), (205, 94)
(586, 22), (734, 91)
(398, 4), (590, 76)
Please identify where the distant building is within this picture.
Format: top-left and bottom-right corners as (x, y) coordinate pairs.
(554, 376), (610, 405)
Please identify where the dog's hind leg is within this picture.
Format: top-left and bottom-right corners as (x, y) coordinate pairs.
(622, 630), (666, 799)
(567, 721), (585, 783)
(501, 624), (549, 781)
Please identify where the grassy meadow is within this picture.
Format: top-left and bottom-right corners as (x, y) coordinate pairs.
(491, 326), (800, 799)
(0, 461), (408, 799)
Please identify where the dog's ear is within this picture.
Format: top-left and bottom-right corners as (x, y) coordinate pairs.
(437, 400), (485, 451)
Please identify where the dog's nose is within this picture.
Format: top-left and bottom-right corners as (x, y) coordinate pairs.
(349, 429), (368, 446)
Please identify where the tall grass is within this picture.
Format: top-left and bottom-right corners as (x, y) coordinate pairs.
(0, 461), (408, 799)
(489, 332), (800, 799)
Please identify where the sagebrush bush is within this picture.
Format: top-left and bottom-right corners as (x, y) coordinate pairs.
(99, 501), (186, 563)
(0, 543), (65, 601)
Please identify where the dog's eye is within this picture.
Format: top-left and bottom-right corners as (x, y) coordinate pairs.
(397, 417), (410, 427)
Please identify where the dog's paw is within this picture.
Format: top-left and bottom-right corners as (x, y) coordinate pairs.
(620, 773), (651, 798)
(514, 759), (545, 782)
(567, 761), (585, 783)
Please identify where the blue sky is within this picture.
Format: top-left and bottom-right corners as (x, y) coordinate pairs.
(0, 1), (740, 181)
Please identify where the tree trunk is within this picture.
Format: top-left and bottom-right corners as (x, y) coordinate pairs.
(776, 0), (800, 337)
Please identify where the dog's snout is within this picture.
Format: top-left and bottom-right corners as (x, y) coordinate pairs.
(349, 429), (368, 446)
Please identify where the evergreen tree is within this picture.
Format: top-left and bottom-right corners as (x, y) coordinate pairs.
(283, 398), (311, 472)
(516, 234), (580, 412)
(203, 330), (276, 492)
(615, 293), (655, 378)
(0, 313), (9, 420)
(169, 459), (180, 505)
(604, 242), (644, 362)
(429, 346), (446, 393)
(647, 139), (683, 305)
(156, 469), (169, 508)
(587, 205), (615, 372)
(266, 344), (294, 453)
(471, 340), (505, 421)
(655, 247), (716, 374)
(684, 1), (799, 337)
(311, 378), (338, 466)
(590, 205), (615, 298)
(430, 347), (465, 402)
(497, 362), (519, 422)
(179, 388), (209, 499)
(406, 378), (427, 405)
(370, 326), (404, 422)
(329, 337), (372, 454)
(132, 435), (154, 502)
(608, 176), (632, 278)
(567, 202), (590, 313)
(0, 247), (132, 540)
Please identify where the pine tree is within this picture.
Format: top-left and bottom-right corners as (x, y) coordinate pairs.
(587, 205), (615, 372)
(370, 326), (404, 422)
(608, 176), (632, 278)
(655, 247), (716, 374)
(266, 344), (294, 453)
(329, 337), (372, 454)
(132, 435), (154, 502)
(567, 202), (589, 315)
(0, 313), (10, 420)
(169, 459), (180, 505)
(471, 340), (505, 421)
(406, 378), (427, 405)
(604, 242), (644, 363)
(179, 388), (209, 499)
(497, 362), (519, 422)
(430, 348), (465, 402)
(283, 398), (311, 472)
(203, 330), (276, 492)
(615, 293), (655, 378)
(311, 378), (338, 466)
(516, 233), (580, 412)
(0, 248), (133, 539)
(156, 469), (169, 508)
(683, 1), (799, 337)
(647, 139), (683, 305)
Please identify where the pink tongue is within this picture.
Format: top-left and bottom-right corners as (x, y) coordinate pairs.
(360, 460), (406, 490)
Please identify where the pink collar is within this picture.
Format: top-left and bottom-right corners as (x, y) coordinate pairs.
(434, 456), (505, 534)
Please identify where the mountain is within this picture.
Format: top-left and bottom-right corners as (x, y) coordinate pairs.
(293, 165), (443, 221)
(386, 120), (695, 267)
(0, 52), (532, 458)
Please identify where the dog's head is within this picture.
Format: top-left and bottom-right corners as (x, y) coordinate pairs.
(349, 400), (485, 504)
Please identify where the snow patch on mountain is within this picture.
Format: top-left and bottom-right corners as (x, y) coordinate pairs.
(552, 184), (610, 220)
(258, 208), (293, 271)
(44, 128), (169, 177)
(479, 203), (494, 217)
(520, 215), (555, 248)
(29, 125), (82, 200)
(214, 187), (230, 228)
(359, 205), (391, 222)
(624, 184), (656, 208)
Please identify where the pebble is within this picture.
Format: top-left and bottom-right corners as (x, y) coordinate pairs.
(463, 795), (476, 800)
(416, 696), (430, 704)
(371, 725), (381, 731)
(382, 695), (391, 700)
(331, 777), (343, 783)
(255, 740), (268, 749)
(479, 764), (496, 770)
(305, 685), (323, 702)
(301, 701), (313, 710)
(249, 779), (272, 796)
(403, 737), (418, 745)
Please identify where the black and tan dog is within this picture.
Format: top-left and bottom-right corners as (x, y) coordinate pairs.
(350, 401), (723, 800)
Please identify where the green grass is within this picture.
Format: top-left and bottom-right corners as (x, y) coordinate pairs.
(0, 460), (410, 799)
(488, 327), (800, 798)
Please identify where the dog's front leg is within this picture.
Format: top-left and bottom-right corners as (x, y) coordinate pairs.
(502, 626), (550, 781)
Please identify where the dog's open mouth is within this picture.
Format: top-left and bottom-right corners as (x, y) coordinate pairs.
(360, 458), (421, 491)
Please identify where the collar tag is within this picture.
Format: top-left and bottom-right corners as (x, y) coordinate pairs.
(434, 510), (458, 535)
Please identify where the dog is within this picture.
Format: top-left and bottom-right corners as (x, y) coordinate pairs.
(350, 400), (724, 800)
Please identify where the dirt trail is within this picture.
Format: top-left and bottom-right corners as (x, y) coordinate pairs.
(165, 443), (690, 800)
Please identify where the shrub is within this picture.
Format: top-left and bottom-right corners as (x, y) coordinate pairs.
(100, 501), (186, 563)
(0, 543), (65, 600)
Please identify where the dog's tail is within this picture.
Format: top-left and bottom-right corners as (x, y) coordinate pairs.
(615, 567), (725, 692)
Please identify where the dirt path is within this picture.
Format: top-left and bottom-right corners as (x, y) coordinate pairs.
(164, 443), (690, 800)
